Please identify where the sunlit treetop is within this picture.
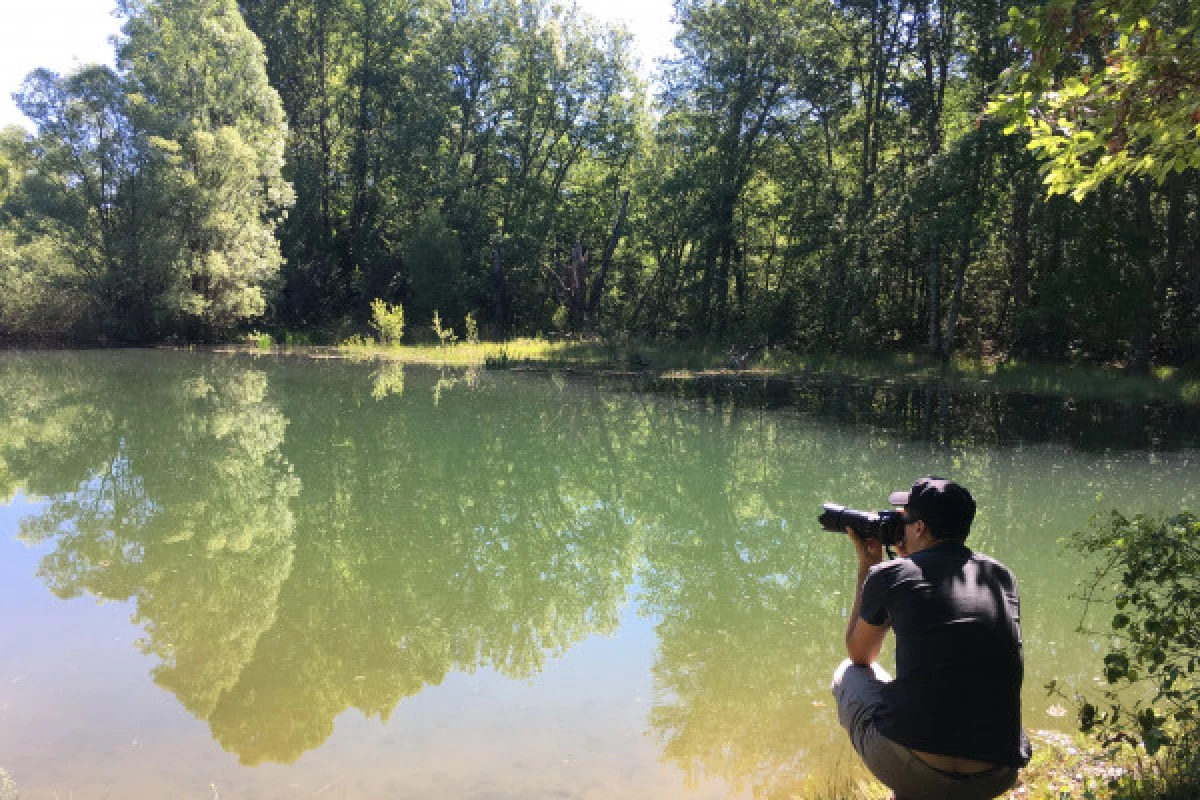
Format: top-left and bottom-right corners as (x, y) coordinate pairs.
(990, 0), (1200, 200)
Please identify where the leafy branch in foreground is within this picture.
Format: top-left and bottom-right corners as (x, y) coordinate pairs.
(1070, 510), (1200, 770)
(990, 0), (1200, 200)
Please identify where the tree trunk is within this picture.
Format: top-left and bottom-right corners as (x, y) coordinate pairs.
(851, 0), (897, 339)
(1007, 167), (1033, 353)
(1127, 177), (1157, 373)
(317, 0), (333, 258)
(492, 243), (508, 334)
(1184, 175), (1200, 351)
(926, 230), (941, 354)
(918, 1), (941, 158)
(939, 133), (984, 360)
(942, 233), (970, 361)
(349, 0), (375, 269)
(1162, 172), (1187, 357)
(587, 189), (631, 320)
(715, 228), (733, 332)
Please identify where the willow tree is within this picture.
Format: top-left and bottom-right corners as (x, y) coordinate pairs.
(118, 0), (293, 339)
(5, 0), (291, 341)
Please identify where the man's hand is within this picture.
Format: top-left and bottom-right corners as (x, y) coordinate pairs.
(848, 527), (885, 567)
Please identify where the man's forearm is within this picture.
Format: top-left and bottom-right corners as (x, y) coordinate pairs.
(844, 531), (887, 664)
(845, 561), (872, 647)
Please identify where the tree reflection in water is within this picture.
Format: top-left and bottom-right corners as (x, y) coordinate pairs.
(1, 353), (644, 766)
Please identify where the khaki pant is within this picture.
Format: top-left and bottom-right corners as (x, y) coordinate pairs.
(831, 659), (1019, 800)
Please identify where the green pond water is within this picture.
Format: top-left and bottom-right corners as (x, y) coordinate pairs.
(0, 350), (1197, 799)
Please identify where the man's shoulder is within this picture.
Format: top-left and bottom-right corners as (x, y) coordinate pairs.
(970, 550), (1019, 586)
(912, 544), (1018, 582)
(959, 546), (1015, 571)
(865, 555), (920, 585)
(928, 545), (1020, 591)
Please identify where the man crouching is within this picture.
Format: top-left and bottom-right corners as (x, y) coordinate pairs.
(832, 477), (1031, 800)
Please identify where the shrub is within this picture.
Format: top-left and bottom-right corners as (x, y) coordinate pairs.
(1069, 510), (1200, 796)
(432, 310), (457, 345)
(370, 299), (405, 345)
(484, 351), (510, 369)
(464, 311), (480, 344)
(551, 304), (569, 332)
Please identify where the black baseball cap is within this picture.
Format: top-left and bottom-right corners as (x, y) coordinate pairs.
(888, 476), (976, 539)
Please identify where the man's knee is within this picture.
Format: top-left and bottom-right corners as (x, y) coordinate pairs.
(832, 659), (892, 737)
(831, 657), (856, 696)
(832, 659), (892, 697)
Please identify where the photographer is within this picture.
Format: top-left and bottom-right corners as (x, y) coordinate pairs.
(830, 477), (1031, 800)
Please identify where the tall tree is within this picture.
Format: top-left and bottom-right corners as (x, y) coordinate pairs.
(10, 66), (144, 337)
(118, 0), (294, 339)
(991, 0), (1200, 368)
(661, 0), (802, 334)
(239, 0), (642, 335)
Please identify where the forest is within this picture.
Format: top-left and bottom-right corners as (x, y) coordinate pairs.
(0, 0), (1197, 369)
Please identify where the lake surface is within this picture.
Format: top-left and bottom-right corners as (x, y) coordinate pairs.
(1, 350), (1197, 799)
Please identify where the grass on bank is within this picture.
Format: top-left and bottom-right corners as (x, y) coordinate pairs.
(801, 729), (1197, 799)
(236, 333), (1200, 405)
(1001, 729), (1200, 800)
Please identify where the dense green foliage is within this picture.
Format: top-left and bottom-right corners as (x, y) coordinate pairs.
(1, 0), (291, 341)
(1070, 511), (1200, 798)
(1, 0), (1197, 366)
(235, 0), (642, 337)
(991, 0), (1200, 198)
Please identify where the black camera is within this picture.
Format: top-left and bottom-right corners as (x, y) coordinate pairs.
(818, 503), (905, 547)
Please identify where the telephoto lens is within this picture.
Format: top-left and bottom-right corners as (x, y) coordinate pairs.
(817, 503), (905, 547)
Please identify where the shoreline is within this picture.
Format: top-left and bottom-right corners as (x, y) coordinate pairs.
(191, 340), (1200, 406)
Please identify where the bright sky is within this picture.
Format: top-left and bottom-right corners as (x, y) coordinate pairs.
(0, 0), (677, 131)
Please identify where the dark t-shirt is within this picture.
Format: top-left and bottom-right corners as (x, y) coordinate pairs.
(860, 541), (1032, 766)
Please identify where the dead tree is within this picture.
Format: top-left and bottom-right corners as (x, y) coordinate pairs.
(545, 190), (630, 332)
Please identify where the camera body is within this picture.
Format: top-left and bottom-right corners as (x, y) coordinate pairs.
(818, 503), (905, 547)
